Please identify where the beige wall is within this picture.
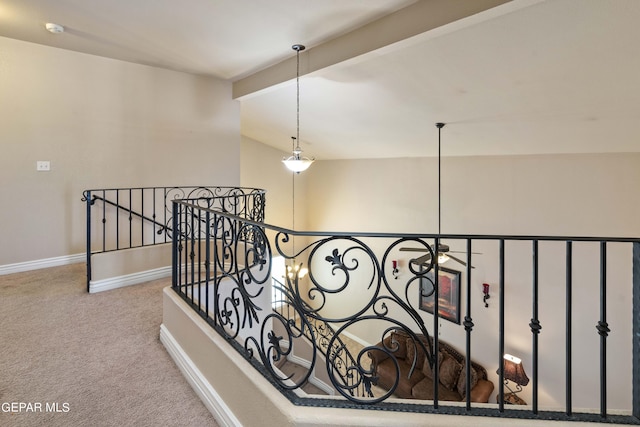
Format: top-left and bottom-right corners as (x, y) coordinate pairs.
(306, 153), (640, 237)
(0, 36), (240, 265)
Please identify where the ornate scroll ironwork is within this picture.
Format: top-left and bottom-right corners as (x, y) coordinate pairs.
(278, 234), (438, 403)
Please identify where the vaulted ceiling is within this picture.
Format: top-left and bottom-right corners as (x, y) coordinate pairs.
(2, 0), (640, 159)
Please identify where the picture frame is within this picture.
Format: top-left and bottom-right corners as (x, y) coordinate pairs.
(419, 266), (461, 324)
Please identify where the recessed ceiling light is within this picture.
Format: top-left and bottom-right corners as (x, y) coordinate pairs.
(45, 23), (64, 34)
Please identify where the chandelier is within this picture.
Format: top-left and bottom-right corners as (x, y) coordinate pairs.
(282, 44), (314, 173)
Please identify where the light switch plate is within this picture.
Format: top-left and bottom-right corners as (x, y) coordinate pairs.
(36, 161), (50, 171)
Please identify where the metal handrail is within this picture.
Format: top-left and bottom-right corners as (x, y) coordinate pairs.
(88, 194), (170, 235)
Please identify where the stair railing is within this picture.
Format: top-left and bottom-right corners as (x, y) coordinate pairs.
(82, 186), (265, 291)
(272, 276), (371, 398)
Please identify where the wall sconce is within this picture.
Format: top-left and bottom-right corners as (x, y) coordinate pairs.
(498, 354), (529, 405)
(392, 260), (399, 279)
(482, 283), (490, 307)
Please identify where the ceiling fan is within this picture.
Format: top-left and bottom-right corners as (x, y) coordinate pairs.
(400, 244), (476, 268)
(399, 123), (479, 269)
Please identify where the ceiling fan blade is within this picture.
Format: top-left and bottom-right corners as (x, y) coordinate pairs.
(448, 250), (482, 255)
(412, 253), (432, 265)
(401, 244), (448, 252)
(447, 254), (475, 269)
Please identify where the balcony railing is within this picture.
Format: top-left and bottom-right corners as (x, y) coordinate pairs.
(82, 186), (266, 291)
(171, 198), (640, 424)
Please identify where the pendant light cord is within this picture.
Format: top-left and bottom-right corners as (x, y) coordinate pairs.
(293, 47), (300, 247)
(292, 44), (305, 152)
(296, 47), (300, 149)
(291, 44), (305, 255)
(436, 123), (445, 237)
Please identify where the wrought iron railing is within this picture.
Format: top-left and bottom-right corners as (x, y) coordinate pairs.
(272, 276), (371, 398)
(82, 186), (266, 291)
(171, 198), (640, 424)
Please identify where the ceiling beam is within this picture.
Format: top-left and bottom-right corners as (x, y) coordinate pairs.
(232, 0), (514, 99)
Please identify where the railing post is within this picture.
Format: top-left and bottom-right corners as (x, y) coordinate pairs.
(116, 190), (120, 250)
(463, 238), (474, 411)
(164, 187), (169, 244)
(101, 190), (106, 252)
(598, 241), (609, 418)
(633, 242), (640, 420)
(129, 189), (133, 249)
(498, 238), (505, 412)
(141, 188), (145, 246)
(205, 210), (211, 318)
(433, 237), (440, 409)
(172, 200), (179, 288)
(190, 204), (196, 299)
(85, 190), (92, 292)
(212, 212), (218, 327)
(153, 189), (157, 245)
(530, 240), (541, 414)
(566, 240), (573, 416)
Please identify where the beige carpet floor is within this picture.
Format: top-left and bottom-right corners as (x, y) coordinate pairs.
(0, 263), (218, 427)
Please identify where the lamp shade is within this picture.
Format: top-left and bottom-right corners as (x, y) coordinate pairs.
(282, 157), (314, 173)
(502, 354), (530, 386)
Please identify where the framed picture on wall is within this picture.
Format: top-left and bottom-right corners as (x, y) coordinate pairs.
(419, 266), (461, 324)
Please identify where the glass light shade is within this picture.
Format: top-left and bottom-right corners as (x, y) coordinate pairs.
(437, 253), (450, 264)
(282, 157), (314, 173)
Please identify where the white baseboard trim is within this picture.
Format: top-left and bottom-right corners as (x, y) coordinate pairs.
(286, 354), (335, 396)
(89, 266), (171, 293)
(341, 330), (372, 349)
(159, 324), (241, 427)
(287, 353), (311, 369)
(0, 253), (85, 276)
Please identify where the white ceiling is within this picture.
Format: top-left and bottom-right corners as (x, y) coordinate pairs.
(2, 0), (640, 159)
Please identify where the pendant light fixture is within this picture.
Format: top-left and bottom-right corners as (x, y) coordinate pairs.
(282, 44), (314, 173)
